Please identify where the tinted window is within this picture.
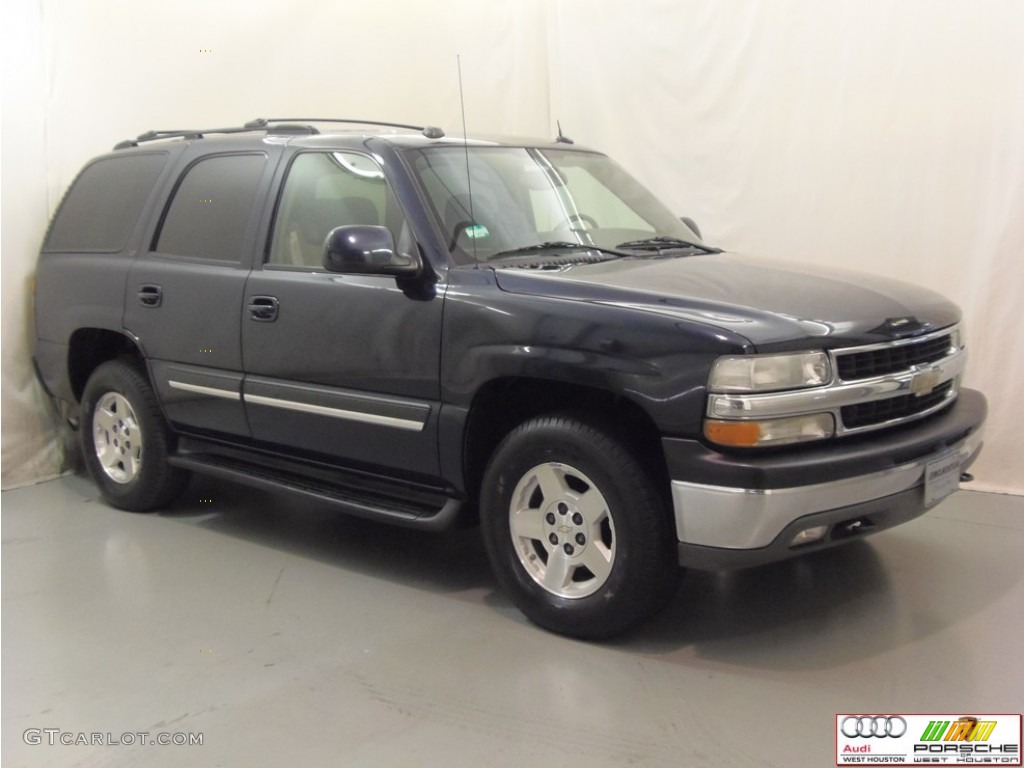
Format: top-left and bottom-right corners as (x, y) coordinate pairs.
(156, 154), (266, 262)
(268, 152), (409, 268)
(44, 153), (167, 252)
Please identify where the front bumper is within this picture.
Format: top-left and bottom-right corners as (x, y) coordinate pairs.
(664, 388), (986, 570)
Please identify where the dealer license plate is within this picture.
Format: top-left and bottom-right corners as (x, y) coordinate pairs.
(924, 451), (961, 507)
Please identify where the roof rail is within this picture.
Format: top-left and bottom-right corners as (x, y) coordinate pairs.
(245, 118), (445, 139)
(113, 124), (261, 149)
(114, 118), (445, 150)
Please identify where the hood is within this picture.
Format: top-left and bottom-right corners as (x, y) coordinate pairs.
(492, 252), (961, 349)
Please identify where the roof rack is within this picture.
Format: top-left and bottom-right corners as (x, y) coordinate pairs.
(113, 124), (262, 150)
(113, 117), (445, 150)
(245, 118), (445, 139)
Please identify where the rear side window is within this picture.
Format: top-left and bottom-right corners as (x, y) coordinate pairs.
(155, 153), (267, 262)
(44, 153), (167, 252)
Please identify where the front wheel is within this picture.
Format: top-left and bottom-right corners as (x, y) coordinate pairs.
(80, 359), (187, 511)
(480, 415), (679, 639)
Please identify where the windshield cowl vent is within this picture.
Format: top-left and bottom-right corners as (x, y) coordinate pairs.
(496, 254), (611, 270)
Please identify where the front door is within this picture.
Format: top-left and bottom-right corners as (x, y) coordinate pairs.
(240, 149), (443, 479)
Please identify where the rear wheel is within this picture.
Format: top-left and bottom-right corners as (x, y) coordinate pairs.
(481, 414), (679, 639)
(80, 359), (187, 511)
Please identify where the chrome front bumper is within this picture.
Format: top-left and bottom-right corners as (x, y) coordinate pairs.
(671, 426), (984, 570)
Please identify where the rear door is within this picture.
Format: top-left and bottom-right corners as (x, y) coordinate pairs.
(240, 148), (444, 479)
(124, 145), (280, 438)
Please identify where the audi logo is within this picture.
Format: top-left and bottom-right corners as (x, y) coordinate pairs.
(841, 716), (908, 738)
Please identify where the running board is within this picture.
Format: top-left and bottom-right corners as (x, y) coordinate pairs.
(167, 454), (463, 531)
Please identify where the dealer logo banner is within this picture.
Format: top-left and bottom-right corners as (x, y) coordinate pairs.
(835, 713), (1021, 766)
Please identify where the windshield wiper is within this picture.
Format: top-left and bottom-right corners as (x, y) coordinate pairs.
(489, 241), (631, 261)
(615, 236), (722, 254)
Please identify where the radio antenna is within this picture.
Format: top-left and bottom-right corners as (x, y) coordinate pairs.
(457, 54), (478, 263)
(555, 120), (574, 144)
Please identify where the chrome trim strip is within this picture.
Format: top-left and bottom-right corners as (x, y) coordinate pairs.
(706, 347), (965, 435)
(670, 428), (983, 550)
(244, 393), (426, 432)
(168, 380), (241, 401)
(708, 348), (965, 418)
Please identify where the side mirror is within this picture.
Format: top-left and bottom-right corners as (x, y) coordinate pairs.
(680, 216), (702, 239)
(323, 225), (421, 277)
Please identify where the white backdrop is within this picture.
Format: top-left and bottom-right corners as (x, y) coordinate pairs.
(3, 0), (1021, 493)
(547, 0), (1024, 494)
(1, 0), (553, 488)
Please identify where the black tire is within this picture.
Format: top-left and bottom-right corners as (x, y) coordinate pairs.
(480, 414), (679, 639)
(79, 358), (187, 511)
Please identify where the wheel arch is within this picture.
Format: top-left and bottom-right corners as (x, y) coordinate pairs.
(462, 377), (671, 520)
(68, 328), (146, 403)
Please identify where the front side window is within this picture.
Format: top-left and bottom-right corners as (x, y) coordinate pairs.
(406, 147), (703, 264)
(268, 151), (409, 268)
(44, 153), (167, 253)
(155, 153), (267, 262)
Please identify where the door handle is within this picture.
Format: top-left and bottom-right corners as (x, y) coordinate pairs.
(248, 296), (279, 322)
(137, 284), (162, 307)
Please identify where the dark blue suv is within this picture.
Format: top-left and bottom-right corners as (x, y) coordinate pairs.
(34, 118), (986, 638)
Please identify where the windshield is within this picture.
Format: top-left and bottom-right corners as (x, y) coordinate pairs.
(405, 146), (705, 264)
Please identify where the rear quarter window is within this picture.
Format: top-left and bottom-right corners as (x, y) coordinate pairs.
(43, 153), (168, 252)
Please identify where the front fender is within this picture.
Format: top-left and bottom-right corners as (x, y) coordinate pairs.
(441, 268), (746, 436)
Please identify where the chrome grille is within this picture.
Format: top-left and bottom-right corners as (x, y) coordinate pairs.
(835, 333), (952, 381)
(841, 380), (954, 430)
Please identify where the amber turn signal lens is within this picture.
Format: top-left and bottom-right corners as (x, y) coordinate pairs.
(704, 413), (836, 447)
(704, 420), (762, 447)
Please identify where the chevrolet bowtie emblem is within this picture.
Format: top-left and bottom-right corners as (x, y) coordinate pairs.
(910, 367), (942, 396)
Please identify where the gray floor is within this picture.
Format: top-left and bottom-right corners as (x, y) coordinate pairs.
(2, 474), (1022, 768)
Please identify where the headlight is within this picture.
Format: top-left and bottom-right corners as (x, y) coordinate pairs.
(708, 351), (831, 393)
